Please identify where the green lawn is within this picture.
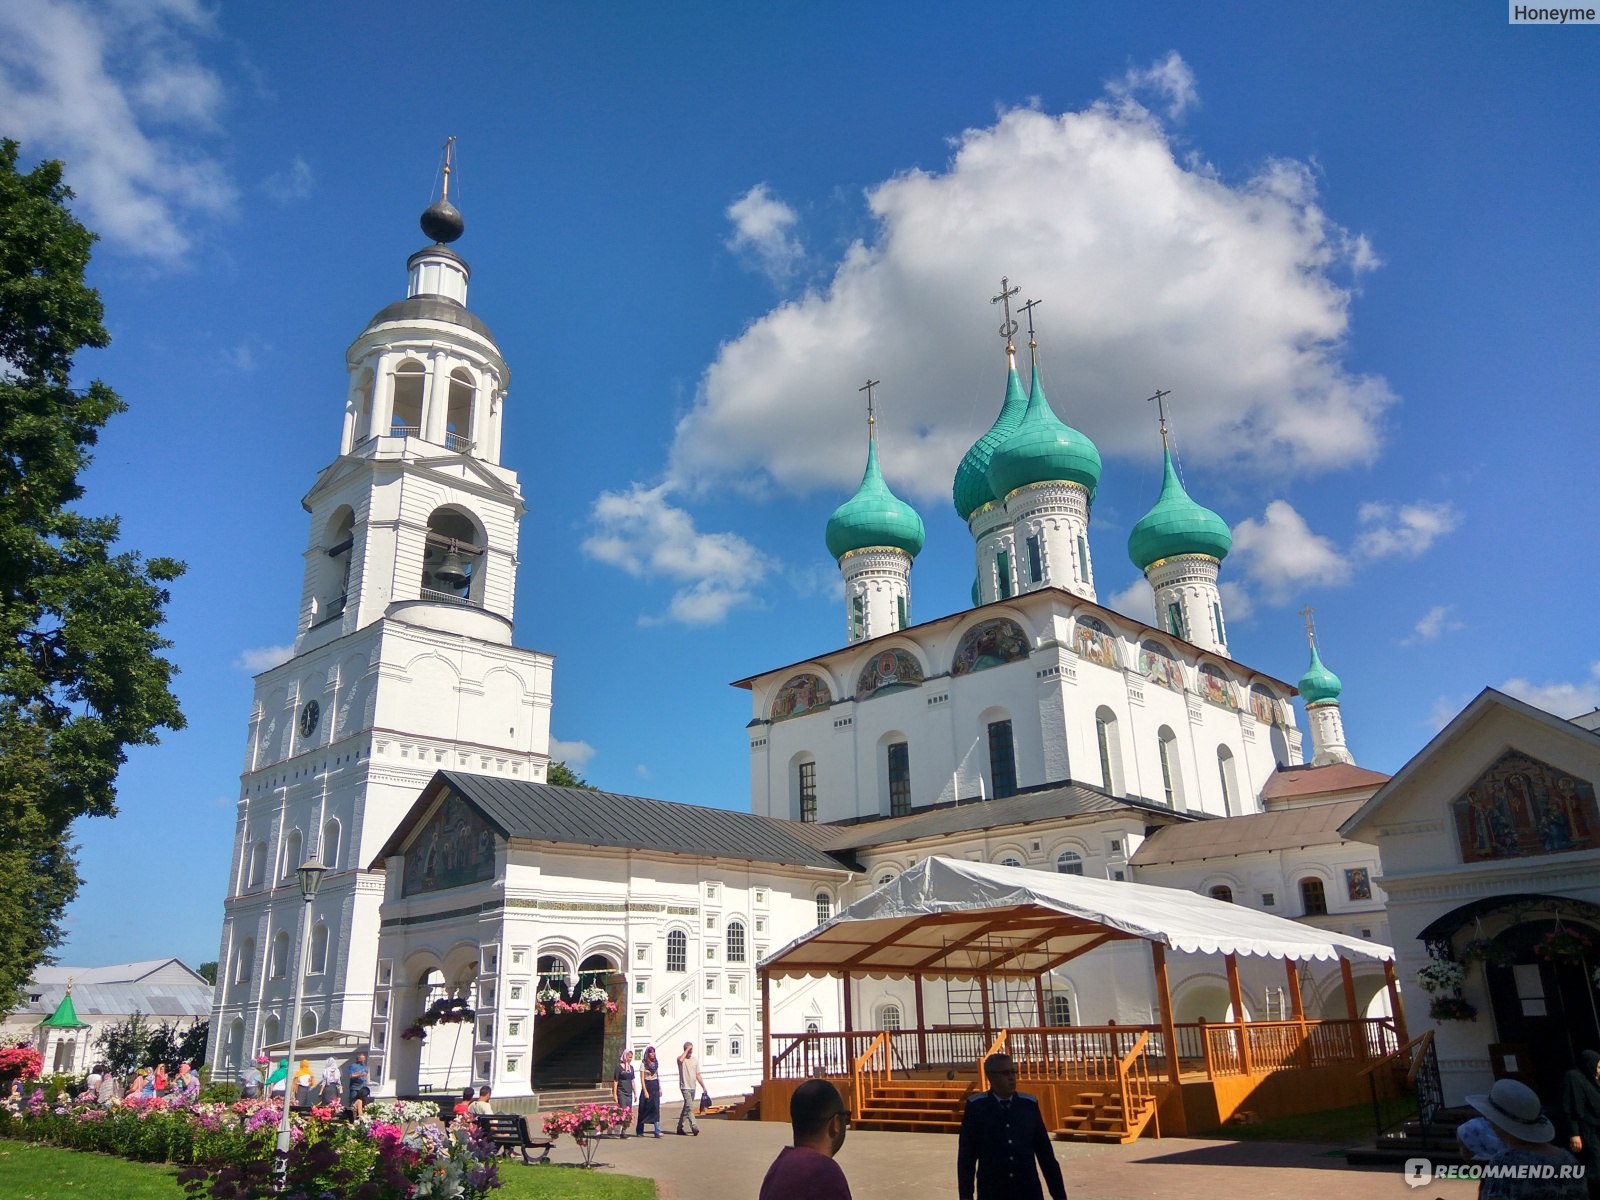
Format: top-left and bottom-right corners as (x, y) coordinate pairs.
(0, 1139), (657, 1200)
(1199, 1103), (1379, 1145)
(0, 1141), (184, 1199)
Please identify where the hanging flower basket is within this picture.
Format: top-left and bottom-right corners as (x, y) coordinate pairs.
(397, 996), (475, 1043)
(1429, 995), (1478, 1022)
(1415, 960), (1466, 994)
(1534, 927), (1595, 963)
(1458, 938), (1514, 968)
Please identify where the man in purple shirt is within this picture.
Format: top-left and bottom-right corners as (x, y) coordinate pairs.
(758, 1079), (853, 1200)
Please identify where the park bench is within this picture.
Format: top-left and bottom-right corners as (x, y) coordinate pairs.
(474, 1113), (553, 1165)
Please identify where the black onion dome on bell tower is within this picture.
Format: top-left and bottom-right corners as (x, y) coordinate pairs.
(420, 197), (464, 244)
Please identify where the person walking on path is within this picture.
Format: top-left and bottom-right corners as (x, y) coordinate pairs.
(1561, 1051), (1600, 1199)
(347, 1053), (368, 1106)
(1472, 1077), (1585, 1199)
(758, 1078), (853, 1200)
(957, 1053), (1067, 1200)
(636, 1046), (663, 1137)
(676, 1041), (705, 1135)
(614, 1049), (636, 1137)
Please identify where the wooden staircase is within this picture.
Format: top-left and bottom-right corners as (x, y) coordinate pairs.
(722, 1084), (763, 1121)
(853, 1078), (973, 1133)
(1055, 1085), (1158, 1144)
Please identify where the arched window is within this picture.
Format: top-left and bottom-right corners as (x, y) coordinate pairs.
(805, 1021), (821, 1035)
(666, 930), (688, 973)
(886, 740), (911, 816)
(987, 719), (1017, 798)
(1056, 851), (1084, 876)
(320, 508), (354, 621)
(321, 819), (342, 871)
(281, 828), (303, 880)
(390, 359), (425, 434)
(270, 930), (290, 978)
(1156, 726), (1185, 808)
(228, 1019), (244, 1067)
(877, 872), (896, 887)
(445, 368), (476, 451)
(880, 1004), (902, 1031)
(999, 856), (1022, 868)
(815, 892), (832, 925)
(248, 841), (268, 889)
(795, 758), (818, 823)
(1209, 885), (1234, 903)
(1300, 877), (1328, 916)
(726, 920), (747, 964)
(261, 1014), (280, 1050)
(1047, 994), (1073, 1027)
(309, 923), (329, 975)
(1094, 707), (1123, 795)
(300, 1010), (317, 1036)
(1217, 747), (1239, 817)
(421, 506), (484, 603)
(235, 938), (255, 985)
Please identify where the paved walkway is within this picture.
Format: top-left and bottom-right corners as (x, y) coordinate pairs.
(520, 1120), (1478, 1199)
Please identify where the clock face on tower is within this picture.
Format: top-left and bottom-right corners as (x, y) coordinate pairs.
(299, 699), (320, 739)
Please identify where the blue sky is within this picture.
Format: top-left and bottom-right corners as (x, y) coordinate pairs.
(1, 2), (1595, 970)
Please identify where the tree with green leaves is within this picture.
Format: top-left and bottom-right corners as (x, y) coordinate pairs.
(93, 1010), (152, 1077)
(546, 760), (594, 789)
(0, 139), (185, 1008)
(196, 961), (218, 986)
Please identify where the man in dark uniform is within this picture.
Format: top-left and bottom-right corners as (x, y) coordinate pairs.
(957, 1053), (1067, 1200)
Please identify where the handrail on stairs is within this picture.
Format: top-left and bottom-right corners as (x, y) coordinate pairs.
(850, 1032), (890, 1116)
(1355, 1030), (1434, 1081)
(1114, 1030), (1158, 1139)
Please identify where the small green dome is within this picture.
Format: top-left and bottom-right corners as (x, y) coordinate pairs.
(986, 366), (1103, 503)
(1126, 449), (1232, 571)
(826, 440), (925, 560)
(952, 365), (1029, 520)
(1298, 642), (1343, 704)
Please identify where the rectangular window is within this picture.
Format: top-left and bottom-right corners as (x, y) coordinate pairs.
(634, 979), (646, 995)
(1095, 719), (1114, 792)
(730, 1037), (742, 1057)
(1212, 602), (1227, 645)
(798, 761), (817, 823)
(887, 741), (911, 817)
(1026, 535), (1042, 584)
(1158, 739), (1176, 806)
(508, 1020), (520, 1037)
(996, 549), (1013, 599)
(729, 977), (741, 996)
(850, 593), (865, 639)
(1262, 892), (1276, 907)
(897, 594), (908, 630)
(1167, 601), (1185, 639)
(987, 720), (1017, 798)
(1077, 535), (1090, 583)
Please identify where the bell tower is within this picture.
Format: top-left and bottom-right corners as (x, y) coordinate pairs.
(210, 146), (555, 1090)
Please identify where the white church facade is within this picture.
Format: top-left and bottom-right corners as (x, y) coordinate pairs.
(210, 180), (1408, 1107)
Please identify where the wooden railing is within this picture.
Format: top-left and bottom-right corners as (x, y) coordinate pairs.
(1115, 1030), (1158, 1138)
(771, 1018), (1396, 1083)
(851, 1032), (891, 1110)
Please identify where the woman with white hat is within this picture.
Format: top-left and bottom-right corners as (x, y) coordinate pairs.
(1468, 1078), (1585, 1199)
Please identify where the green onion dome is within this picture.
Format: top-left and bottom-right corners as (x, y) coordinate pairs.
(1298, 642), (1343, 704)
(986, 365), (1103, 504)
(1126, 449), (1232, 571)
(952, 364), (1029, 521)
(825, 439), (926, 560)
(970, 577), (981, 607)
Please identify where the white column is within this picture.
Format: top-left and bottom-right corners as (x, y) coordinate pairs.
(424, 352), (451, 445)
(340, 374), (361, 454)
(369, 353), (396, 441)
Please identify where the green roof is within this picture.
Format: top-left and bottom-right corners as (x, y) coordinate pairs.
(39, 992), (88, 1029)
(986, 365), (1103, 502)
(1126, 449), (1232, 571)
(1298, 642), (1343, 704)
(825, 439), (925, 560)
(952, 364), (1028, 520)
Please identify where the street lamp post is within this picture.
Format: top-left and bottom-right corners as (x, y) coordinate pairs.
(272, 854), (327, 1193)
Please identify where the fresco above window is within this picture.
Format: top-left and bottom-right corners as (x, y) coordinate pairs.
(1452, 750), (1600, 863)
(1197, 664), (1239, 710)
(951, 619), (1030, 677)
(1138, 641), (1185, 692)
(1249, 685), (1284, 727)
(1072, 616), (1121, 671)
(771, 673), (832, 722)
(855, 649), (924, 701)
(403, 791), (496, 897)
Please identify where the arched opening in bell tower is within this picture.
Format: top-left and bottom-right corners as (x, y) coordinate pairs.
(390, 359), (425, 435)
(421, 507), (485, 604)
(446, 368), (476, 452)
(315, 508), (354, 623)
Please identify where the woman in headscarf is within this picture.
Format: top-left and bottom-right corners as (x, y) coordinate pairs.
(614, 1049), (636, 1136)
(292, 1059), (317, 1106)
(1561, 1049), (1600, 1199)
(636, 1046), (662, 1138)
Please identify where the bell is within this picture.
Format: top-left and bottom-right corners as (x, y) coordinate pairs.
(433, 550), (471, 589)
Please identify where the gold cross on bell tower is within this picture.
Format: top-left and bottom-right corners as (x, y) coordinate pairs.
(991, 277), (1020, 356)
(859, 378), (880, 441)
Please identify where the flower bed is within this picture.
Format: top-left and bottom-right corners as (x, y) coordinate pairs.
(0, 1086), (499, 1199)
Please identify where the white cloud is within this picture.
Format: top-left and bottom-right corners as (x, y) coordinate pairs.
(219, 340), (261, 372)
(1402, 604), (1464, 646)
(1499, 663), (1600, 720)
(581, 483), (769, 625)
(0, 0), (235, 261)
(1107, 51), (1199, 119)
(669, 80), (1392, 503)
(1229, 500), (1350, 604)
(1426, 693), (1467, 731)
(1104, 578), (1153, 624)
(725, 183), (804, 285)
(1218, 579), (1255, 622)
(1355, 501), (1460, 560)
(234, 644), (293, 672)
(263, 155), (314, 203)
(549, 738), (595, 769)
(634, 764), (651, 779)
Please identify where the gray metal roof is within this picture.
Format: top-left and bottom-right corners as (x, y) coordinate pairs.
(374, 772), (854, 872)
(364, 295), (495, 343)
(810, 781), (1192, 852)
(12, 981), (213, 1021)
